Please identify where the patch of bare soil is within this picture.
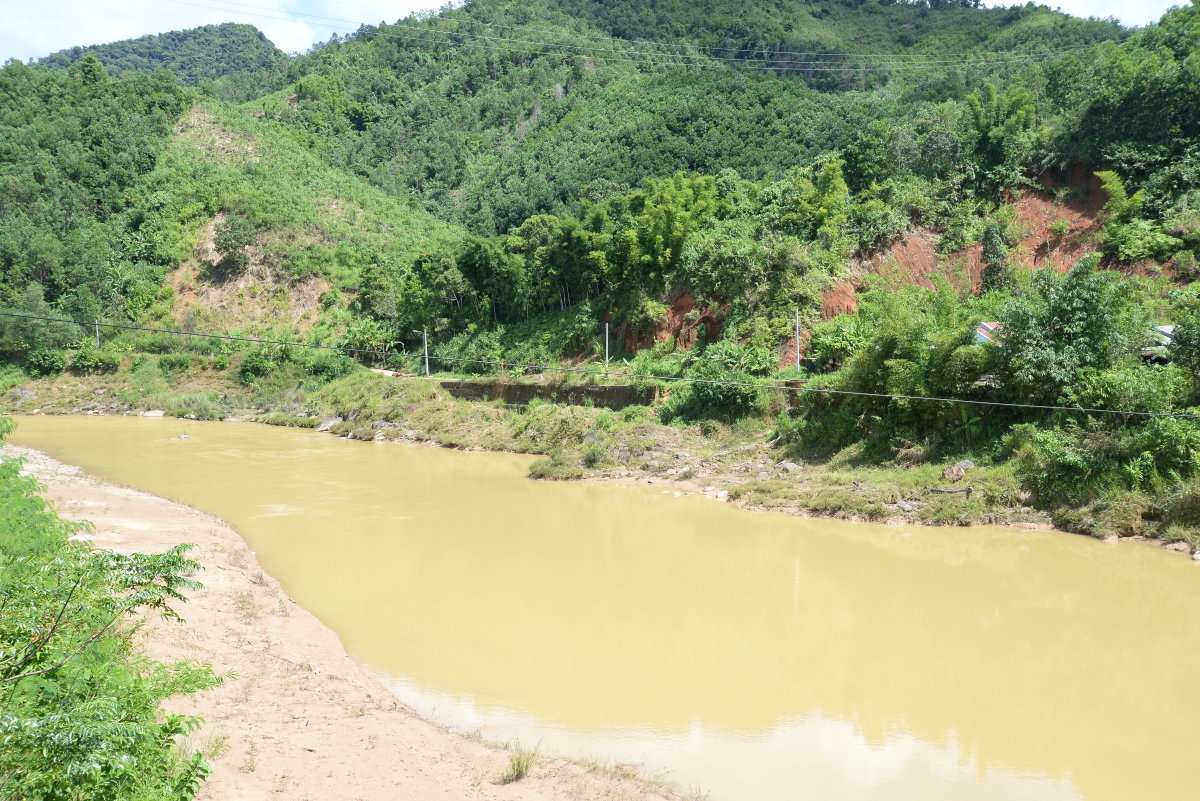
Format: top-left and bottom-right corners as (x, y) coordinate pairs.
(169, 215), (331, 336)
(6, 445), (674, 801)
(947, 189), (1107, 286)
(821, 181), (1111, 316)
(821, 279), (858, 320)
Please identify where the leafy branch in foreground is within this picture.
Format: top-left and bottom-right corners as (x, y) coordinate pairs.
(0, 421), (220, 800)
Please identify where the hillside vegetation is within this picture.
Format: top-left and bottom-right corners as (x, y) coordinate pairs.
(6, 7), (1200, 792)
(0, 415), (220, 797)
(253, 0), (1122, 231)
(3, 2), (1200, 537)
(40, 23), (288, 101)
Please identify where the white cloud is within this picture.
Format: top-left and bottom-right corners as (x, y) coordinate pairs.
(1, 0), (437, 64)
(984, 1), (1182, 27)
(2, 0), (1188, 65)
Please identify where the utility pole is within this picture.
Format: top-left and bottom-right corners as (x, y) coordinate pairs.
(95, 321), (100, 349)
(413, 329), (429, 377)
(794, 308), (800, 371)
(605, 322), (609, 375)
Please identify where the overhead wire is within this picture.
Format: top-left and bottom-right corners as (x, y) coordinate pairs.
(161, 0), (1097, 73)
(172, 0), (1117, 61)
(1, 310), (1192, 420)
(350, 26), (1090, 70)
(282, 26), (1084, 75)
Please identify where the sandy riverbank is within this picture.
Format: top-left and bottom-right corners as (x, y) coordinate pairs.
(4, 444), (676, 801)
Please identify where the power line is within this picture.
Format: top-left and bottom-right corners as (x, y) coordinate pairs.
(356, 26), (1088, 70)
(1, 310), (1193, 420)
(303, 26), (1082, 76)
(173, 0), (1105, 63)
(390, 16), (1106, 60)
(161, 0), (346, 32)
(160, 0), (1096, 73)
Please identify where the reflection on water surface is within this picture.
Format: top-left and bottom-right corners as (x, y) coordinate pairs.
(11, 416), (1200, 800)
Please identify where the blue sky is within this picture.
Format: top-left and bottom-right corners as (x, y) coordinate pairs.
(0, 0), (1188, 64)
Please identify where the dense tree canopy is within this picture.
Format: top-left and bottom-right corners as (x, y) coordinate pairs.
(40, 23), (287, 101)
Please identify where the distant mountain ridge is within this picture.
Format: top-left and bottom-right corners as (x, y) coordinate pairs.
(39, 23), (286, 99)
(538, 0), (1126, 59)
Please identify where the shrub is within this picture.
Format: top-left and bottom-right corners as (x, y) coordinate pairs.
(25, 348), (66, 377)
(528, 451), (584, 480)
(239, 346), (285, 382)
(214, 213), (256, 271)
(686, 359), (761, 420)
(0, 416), (220, 798)
(159, 353), (192, 374)
(1104, 219), (1182, 263)
(996, 257), (1126, 404)
(68, 347), (120, 374)
(1005, 418), (1200, 501)
(702, 339), (777, 376)
(305, 350), (357, 382)
(581, 443), (604, 467)
(806, 315), (867, 372)
(980, 221), (1009, 292)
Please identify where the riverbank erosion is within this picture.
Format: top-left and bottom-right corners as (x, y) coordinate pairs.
(1, 368), (1059, 530)
(6, 363), (1200, 553)
(3, 443), (676, 801)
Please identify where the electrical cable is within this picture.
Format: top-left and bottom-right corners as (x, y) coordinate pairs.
(167, 0), (1105, 63)
(160, 0), (1098, 73)
(355, 26), (1088, 69)
(1, 310), (1193, 420)
(292, 27), (1083, 75)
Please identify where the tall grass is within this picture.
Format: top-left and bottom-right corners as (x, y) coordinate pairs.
(496, 740), (538, 785)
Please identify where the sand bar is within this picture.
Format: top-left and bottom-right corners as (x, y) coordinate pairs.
(4, 444), (674, 801)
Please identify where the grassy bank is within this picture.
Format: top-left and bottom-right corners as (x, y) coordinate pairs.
(0, 356), (1070, 538)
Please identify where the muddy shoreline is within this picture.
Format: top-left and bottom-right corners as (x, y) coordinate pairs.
(19, 407), (1199, 560)
(4, 443), (676, 801)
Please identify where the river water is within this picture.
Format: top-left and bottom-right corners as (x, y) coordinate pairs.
(9, 415), (1200, 800)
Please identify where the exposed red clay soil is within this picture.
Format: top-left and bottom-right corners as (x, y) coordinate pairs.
(822, 280), (859, 320)
(951, 188), (1107, 285)
(622, 172), (1133, 369)
(619, 294), (725, 353)
(779, 330), (811, 368)
(819, 176), (1113, 329)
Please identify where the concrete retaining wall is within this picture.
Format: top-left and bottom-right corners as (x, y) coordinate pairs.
(440, 380), (643, 410)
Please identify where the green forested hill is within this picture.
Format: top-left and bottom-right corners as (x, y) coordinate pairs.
(3, 1), (1200, 551)
(259, 0), (1124, 232)
(9, 7), (1200, 799)
(537, 0), (1124, 59)
(39, 23), (288, 101)
(5, 0), (1197, 340)
(0, 53), (458, 331)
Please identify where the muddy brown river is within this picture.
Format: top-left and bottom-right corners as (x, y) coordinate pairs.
(10, 415), (1200, 800)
